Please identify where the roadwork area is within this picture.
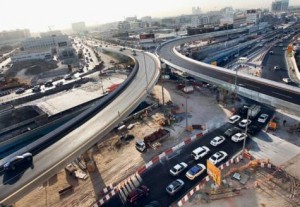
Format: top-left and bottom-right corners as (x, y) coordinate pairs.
(14, 80), (300, 207)
(185, 158), (300, 207)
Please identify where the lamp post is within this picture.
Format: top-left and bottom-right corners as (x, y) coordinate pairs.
(242, 108), (251, 156)
(143, 51), (149, 93)
(185, 78), (188, 130)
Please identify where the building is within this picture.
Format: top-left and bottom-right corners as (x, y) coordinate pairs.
(246, 9), (259, 25)
(11, 49), (52, 63)
(13, 34), (76, 64)
(272, 0), (289, 12)
(0, 29), (30, 46)
(125, 16), (138, 22)
(118, 21), (131, 31)
(191, 15), (201, 27)
(21, 35), (71, 51)
(72, 22), (86, 33)
(233, 16), (247, 28)
(192, 6), (202, 15)
(40, 30), (62, 37)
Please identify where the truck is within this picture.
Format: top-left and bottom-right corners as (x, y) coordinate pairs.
(135, 128), (170, 152)
(248, 104), (261, 118)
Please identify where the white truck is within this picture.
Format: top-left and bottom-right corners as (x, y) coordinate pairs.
(248, 104), (261, 118)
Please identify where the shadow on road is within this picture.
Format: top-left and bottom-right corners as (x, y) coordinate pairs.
(2, 162), (34, 185)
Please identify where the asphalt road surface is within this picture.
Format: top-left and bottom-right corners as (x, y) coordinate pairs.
(156, 31), (300, 105)
(103, 106), (274, 207)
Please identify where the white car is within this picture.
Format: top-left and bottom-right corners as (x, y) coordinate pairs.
(258, 114), (269, 123)
(191, 146), (210, 160)
(228, 115), (241, 124)
(185, 164), (206, 180)
(282, 78), (292, 83)
(169, 162), (188, 176)
(231, 133), (247, 142)
(210, 136), (225, 147)
(166, 179), (184, 195)
(239, 119), (252, 128)
(209, 151), (228, 165)
(274, 66), (279, 70)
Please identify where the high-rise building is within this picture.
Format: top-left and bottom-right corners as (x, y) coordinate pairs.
(246, 9), (259, 25)
(271, 0), (289, 12)
(192, 6), (202, 15)
(72, 22), (86, 33)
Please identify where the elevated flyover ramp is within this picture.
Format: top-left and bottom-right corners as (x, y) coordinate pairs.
(156, 29), (300, 112)
(0, 49), (160, 205)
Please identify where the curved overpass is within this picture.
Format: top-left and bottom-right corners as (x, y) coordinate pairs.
(156, 29), (300, 111)
(0, 49), (160, 205)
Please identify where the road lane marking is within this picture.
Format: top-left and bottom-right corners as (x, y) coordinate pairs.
(243, 83), (260, 89)
(272, 91), (292, 99)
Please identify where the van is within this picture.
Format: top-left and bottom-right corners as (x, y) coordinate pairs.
(191, 146), (210, 160)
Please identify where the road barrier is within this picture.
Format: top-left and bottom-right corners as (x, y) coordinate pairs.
(92, 129), (208, 206)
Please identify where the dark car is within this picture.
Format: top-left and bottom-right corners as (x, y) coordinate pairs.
(3, 152), (33, 171)
(55, 82), (63, 87)
(145, 201), (161, 207)
(247, 125), (260, 136)
(15, 88), (25, 94)
(239, 105), (249, 116)
(224, 127), (242, 138)
(126, 185), (149, 205)
(45, 80), (53, 87)
(120, 134), (135, 142)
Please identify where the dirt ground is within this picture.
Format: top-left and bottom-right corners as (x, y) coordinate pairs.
(15, 80), (231, 207)
(185, 158), (300, 207)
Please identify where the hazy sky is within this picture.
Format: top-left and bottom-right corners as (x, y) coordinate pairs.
(0, 0), (298, 32)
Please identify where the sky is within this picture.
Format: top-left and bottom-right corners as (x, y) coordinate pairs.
(0, 0), (298, 32)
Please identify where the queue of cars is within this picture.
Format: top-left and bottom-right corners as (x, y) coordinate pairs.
(161, 104), (271, 200)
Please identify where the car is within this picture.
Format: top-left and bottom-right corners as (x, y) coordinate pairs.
(64, 74), (73, 80)
(126, 185), (149, 205)
(247, 125), (260, 136)
(45, 80), (53, 87)
(269, 50), (274, 54)
(145, 201), (161, 207)
(210, 136), (225, 146)
(169, 162), (188, 176)
(166, 179), (184, 195)
(3, 152), (33, 171)
(274, 66), (279, 70)
(228, 115), (241, 124)
(239, 119), (252, 128)
(239, 105), (249, 116)
(282, 78), (292, 83)
(258, 114), (269, 123)
(231, 133), (247, 142)
(119, 134), (135, 142)
(191, 146), (210, 160)
(55, 82), (63, 87)
(224, 127), (241, 138)
(208, 151), (228, 165)
(185, 164), (206, 180)
(32, 85), (41, 93)
(15, 88), (25, 94)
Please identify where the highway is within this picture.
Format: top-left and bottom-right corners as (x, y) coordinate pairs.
(103, 107), (274, 206)
(0, 49), (160, 205)
(156, 30), (300, 105)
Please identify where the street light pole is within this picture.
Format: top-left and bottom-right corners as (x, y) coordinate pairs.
(242, 109), (250, 156)
(185, 78), (188, 130)
(143, 51), (149, 93)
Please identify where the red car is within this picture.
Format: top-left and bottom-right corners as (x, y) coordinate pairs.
(126, 185), (149, 205)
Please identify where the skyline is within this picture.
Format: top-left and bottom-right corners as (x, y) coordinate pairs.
(0, 0), (299, 32)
